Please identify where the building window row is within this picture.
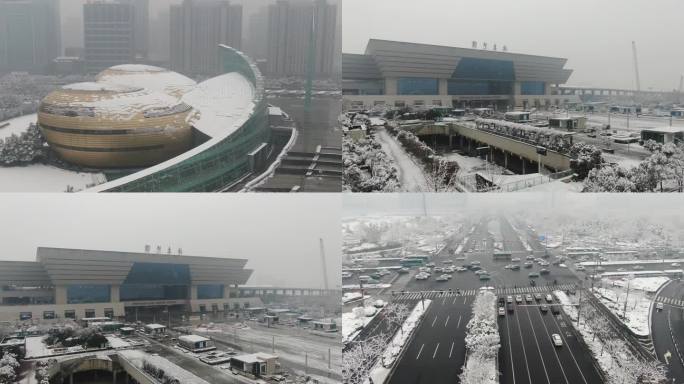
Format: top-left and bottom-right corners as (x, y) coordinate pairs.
(521, 81), (546, 95)
(447, 80), (513, 96)
(67, 285), (111, 304)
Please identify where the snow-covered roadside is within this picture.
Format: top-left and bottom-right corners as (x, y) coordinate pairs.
(459, 291), (499, 384)
(374, 128), (429, 192)
(343, 306), (381, 344)
(554, 290), (665, 384)
(507, 221), (532, 252)
(590, 277), (669, 336)
(366, 300), (432, 384)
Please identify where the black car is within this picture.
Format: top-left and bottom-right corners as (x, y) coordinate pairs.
(551, 305), (561, 315)
(529, 279), (536, 286)
(507, 303), (514, 312)
(498, 297), (506, 306)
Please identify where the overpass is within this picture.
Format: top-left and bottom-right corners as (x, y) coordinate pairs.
(555, 86), (678, 103)
(239, 286), (341, 297)
(405, 121), (573, 174)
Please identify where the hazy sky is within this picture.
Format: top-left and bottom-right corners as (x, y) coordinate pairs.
(0, 194), (341, 289)
(343, 0), (684, 91)
(343, 193), (684, 221)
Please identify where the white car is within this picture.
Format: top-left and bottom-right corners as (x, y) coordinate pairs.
(516, 295), (523, 303)
(672, 263), (681, 267)
(552, 334), (563, 347)
(498, 307), (506, 316)
(415, 273), (429, 280)
(436, 275), (449, 282)
(512, 258), (521, 262)
(576, 265), (585, 271)
(657, 302), (664, 311)
(545, 294), (553, 303)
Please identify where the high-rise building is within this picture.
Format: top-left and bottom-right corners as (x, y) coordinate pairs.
(170, 0), (243, 77)
(0, 0), (62, 74)
(120, 0), (149, 59)
(266, 0), (337, 78)
(83, 1), (136, 73)
(244, 5), (268, 62)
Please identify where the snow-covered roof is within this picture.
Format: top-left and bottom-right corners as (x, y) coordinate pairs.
(144, 323), (166, 330)
(97, 65), (196, 98)
(641, 126), (684, 133)
(178, 334), (210, 343)
(505, 111), (530, 116)
(62, 82), (139, 93)
(233, 352), (278, 364)
(118, 350), (211, 384)
(181, 72), (255, 138)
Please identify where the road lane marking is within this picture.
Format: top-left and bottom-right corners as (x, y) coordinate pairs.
(463, 297), (467, 304)
(445, 315), (450, 327)
(442, 297), (446, 305)
(534, 305), (570, 384)
(503, 309), (516, 384)
(513, 304), (533, 384)
(453, 296), (458, 305)
(548, 306), (589, 384)
(433, 343), (440, 359)
(457, 315), (462, 328)
(431, 315), (438, 327)
(416, 344), (424, 359)
(449, 341), (455, 358)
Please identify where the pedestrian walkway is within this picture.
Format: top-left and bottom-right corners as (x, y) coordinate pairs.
(391, 284), (578, 301)
(655, 295), (684, 307)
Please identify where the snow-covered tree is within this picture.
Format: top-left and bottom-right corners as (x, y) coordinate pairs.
(423, 157), (460, 192)
(384, 303), (410, 337)
(343, 333), (388, 384)
(459, 291), (500, 384)
(569, 142), (604, 179)
(583, 165), (637, 192)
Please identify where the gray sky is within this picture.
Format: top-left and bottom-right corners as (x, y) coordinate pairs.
(343, 193), (684, 223)
(343, 0), (684, 91)
(0, 194), (341, 289)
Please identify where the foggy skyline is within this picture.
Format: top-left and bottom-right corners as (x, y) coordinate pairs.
(0, 194), (341, 290)
(343, 0), (684, 91)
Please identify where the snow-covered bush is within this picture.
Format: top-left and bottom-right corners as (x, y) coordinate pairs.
(0, 123), (48, 166)
(459, 291), (500, 384)
(569, 143), (604, 179)
(143, 360), (180, 384)
(0, 353), (19, 384)
(343, 135), (399, 192)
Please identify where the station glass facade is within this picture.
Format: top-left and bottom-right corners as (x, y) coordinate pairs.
(198, 284), (224, 299)
(67, 285), (111, 304)
(120, 262), (191, 301)
(397, 78), (439, 95)
(521, 81), (546, 95)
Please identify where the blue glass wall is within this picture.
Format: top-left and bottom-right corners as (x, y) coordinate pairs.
(67, 285), (111, 304)
(120, 285), (188, 301)
(521, 81), (546, 95)
(452, 58), (515, 81)
(397, 78), (439, 95)
(448, 80), (513, 95)
(198, 284), (224, 299)
(120, 262), (191, 301)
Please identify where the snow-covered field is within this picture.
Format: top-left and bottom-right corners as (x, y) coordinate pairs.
(0, 114), (107, 192)
(367, 300), (432, 384)
(0, 165), (106, 192)
(0, 114), (37, 140)
(591, 277), (669, 336)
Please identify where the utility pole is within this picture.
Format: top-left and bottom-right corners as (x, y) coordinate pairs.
(632, 41), (642, 94)
(577, 286), (583, 326)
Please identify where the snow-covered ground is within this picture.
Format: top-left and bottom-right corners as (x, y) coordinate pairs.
(343, 306), (380, 344)
(24, 336), (51, 359)
(367, 300), (432, 384)
(0, 113), (107, 192)
(0, 164), (106, 192)
(0, 114), (37, 140)
(374, 128), (428, 192)
(591, 277), (669, 336)
(118, 349), (211, 384)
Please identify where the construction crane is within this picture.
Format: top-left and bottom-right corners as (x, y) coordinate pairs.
(632, 41), (641, 93)
(319, 238), (329, 290)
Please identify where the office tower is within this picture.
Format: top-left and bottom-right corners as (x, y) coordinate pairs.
(170, 0), (243, 77)
(0, 0), (62, 74)
(83, 1), (136, 73)
(266, 0), (337, 78)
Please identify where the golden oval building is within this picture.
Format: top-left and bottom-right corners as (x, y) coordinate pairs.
(38, 65), (198, 168)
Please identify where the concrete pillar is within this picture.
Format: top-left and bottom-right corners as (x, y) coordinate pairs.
(543, 82), (550, 95)
(504, 152), (508, 169)
(385, 78), (398, 95)
(69, 373), (73, 384)
(521, 157), (526, 174)
(113, 370), (117, 384)
(438, 78), (448, 96)
(449, 135), (453, 147)
(190, 285), (198, 300)
(111, 285), (120, 303)
(55, 286), (68, 305)
(513, 82), (521, 95)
